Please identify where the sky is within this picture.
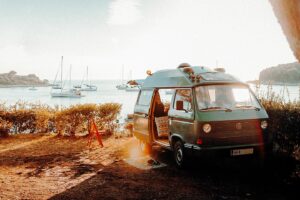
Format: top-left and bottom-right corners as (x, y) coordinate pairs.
(0, 0), (296, 81)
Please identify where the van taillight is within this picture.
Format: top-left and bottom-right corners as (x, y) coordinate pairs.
(197, 138), (203, 145)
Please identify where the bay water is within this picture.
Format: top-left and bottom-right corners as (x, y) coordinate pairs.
(0, 80), (299, 121)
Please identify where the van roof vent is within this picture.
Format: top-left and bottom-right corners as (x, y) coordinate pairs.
(177, 63), (191, 69)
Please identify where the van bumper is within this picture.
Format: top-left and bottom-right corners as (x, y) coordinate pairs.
(184, 142), (271, 158)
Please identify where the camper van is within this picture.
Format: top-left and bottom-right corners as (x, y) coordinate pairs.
(133, 64), (272, 167)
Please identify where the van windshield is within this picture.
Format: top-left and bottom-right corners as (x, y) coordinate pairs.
(195, 85), (261, 111)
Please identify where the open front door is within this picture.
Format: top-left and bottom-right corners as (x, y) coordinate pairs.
(133, 89), (154, 144)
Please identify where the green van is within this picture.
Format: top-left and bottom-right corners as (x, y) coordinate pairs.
(133, 64), (272, 167)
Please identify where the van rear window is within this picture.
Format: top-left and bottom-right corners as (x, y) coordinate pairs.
(137, 90), (153, 106)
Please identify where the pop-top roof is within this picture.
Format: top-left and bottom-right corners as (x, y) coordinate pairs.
(142, 66), (243, 89)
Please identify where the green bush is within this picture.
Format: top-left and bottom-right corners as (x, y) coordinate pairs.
(0, 117), (12, 137)
(0, 102), (121, 137)
(54, 103), (121, 136)
(0, 102), (36, 134)
(261, 98), (300, 159)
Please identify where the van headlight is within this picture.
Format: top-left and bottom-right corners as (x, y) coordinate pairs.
(203, 123), (212, 133)
(261, 120), (268, 129)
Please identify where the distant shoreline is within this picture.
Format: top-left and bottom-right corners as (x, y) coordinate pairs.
(247, 80), (300, 86)
(0, 84), (49, 88)
(261, 82), (300, 86)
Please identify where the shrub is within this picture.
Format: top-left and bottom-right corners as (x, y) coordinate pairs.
(96, 103), (122, 133)
(55, 104), (97, 136)
(0, 117), (12, 137)
(4, 107), (36, 134)
(55, 103), (121, 136)
(0, 102), (122, 137)
(257, 82), (300, 160)
(261, 98), (300, 159)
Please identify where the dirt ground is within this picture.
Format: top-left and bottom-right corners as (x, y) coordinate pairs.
(0, 135), (299, 200)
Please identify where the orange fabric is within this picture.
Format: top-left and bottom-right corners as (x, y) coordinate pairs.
(87, 118), (104, 147)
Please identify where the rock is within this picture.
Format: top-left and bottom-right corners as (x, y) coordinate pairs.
(0, 71), (49, 86)
(259, 62), (300, 84)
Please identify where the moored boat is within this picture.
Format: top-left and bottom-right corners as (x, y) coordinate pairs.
(50, 56), (83, 98)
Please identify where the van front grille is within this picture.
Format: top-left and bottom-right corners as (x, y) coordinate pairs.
(202, 119), (263, 146)
(209, 119), (261, 135)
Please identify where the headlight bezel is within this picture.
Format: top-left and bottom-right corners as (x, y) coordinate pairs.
(261, 120), (268, 129)
(202, 123), (212, 133)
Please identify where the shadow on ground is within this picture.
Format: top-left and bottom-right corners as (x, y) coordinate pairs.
(50, 140), (299, 200)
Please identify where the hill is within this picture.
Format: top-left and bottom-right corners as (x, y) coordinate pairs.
(259, 62), (300, 84)
(0, 71), (48, 86)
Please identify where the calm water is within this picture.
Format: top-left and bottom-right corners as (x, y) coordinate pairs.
(0, 80), (139, 120)
(249, 84), (300, 102)
(0, 81), (299, 120)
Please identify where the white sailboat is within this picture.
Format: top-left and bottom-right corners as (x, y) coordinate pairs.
(116, 83), (127, 90)
(125, 78), (141, 92)
(51, 64), (62, 89)
(74, 66), (97, 91)
(51, 57), (83, 98)
(116, 65), (127, 90)
(124, 70), (141, 92)
(125, 84), (140, 92)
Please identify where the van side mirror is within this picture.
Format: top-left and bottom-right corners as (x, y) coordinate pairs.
(176, 100), (184, 111)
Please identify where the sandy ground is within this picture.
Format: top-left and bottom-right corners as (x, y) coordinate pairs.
(0, 135), (127, 200)
(0, 135), (299, 200)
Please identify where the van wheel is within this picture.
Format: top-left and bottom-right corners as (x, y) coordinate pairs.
(173, 140), (186, 168)
(139, 140), (152, 154)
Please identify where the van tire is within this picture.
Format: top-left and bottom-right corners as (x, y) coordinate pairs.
(139, 140), (152, 154)
(173, 140), (186, 168)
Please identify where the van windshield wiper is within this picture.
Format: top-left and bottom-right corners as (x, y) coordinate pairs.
(200, 106), (232, 112)
(235, 105), (260, 111)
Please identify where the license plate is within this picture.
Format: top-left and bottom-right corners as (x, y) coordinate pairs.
(231, 148), (254, 156)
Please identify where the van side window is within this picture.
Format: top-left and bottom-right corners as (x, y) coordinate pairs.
(157, 89), (173, 114)
(174, 89), (193, 111)
(137, 90), (153, 106)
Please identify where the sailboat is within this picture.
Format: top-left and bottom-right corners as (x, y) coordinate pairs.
(51, 64), (62, 89)
(50, 57), (83, 98)
(116, 83), (127, 90)
(124, 70), (140, 92)
(116, 65), (127, 90)
(74, 66), (97, 91)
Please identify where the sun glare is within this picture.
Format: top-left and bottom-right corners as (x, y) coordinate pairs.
(128, 139), (147, 159)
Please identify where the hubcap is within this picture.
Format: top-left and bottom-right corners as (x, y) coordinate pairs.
(176, 148), (183, 163)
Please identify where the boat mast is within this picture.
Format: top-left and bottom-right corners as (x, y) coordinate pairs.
(61, 56), (63, 92)
(129, 69), (132, 81)
(122, 64), (124, 84)
(69, 64), (72, 89)
(86, 66), (89, 86)
(53, 66), (59, 85)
